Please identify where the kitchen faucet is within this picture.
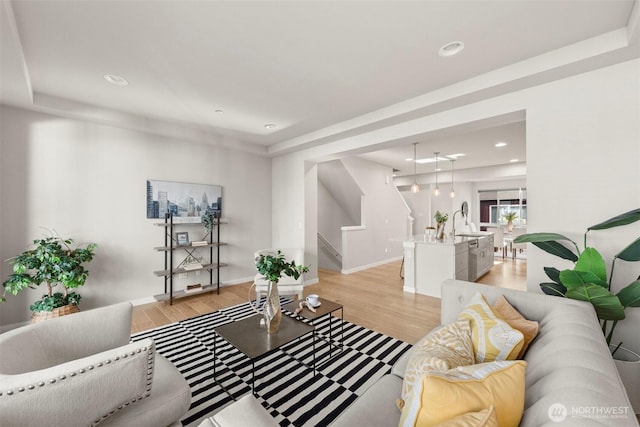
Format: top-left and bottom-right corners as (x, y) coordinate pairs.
(452, 201), (469, 236)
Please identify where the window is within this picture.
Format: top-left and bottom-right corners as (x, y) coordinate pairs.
(479, 188), (527, 226)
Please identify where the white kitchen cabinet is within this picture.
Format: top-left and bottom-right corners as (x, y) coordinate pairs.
(403, 233), (494, 297)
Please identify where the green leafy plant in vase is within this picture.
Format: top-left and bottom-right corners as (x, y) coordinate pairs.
(434, 211), (448, 240)
(2, 235), (97, 322)
(514, 209), (640, 355)
(502, 211), (519, 232)
(250, 250), (309, 334)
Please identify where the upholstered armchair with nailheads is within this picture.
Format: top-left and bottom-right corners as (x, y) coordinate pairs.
(0, 302), (191, 426)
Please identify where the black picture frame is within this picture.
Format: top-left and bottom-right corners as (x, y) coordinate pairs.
(176, 232), (190, 246)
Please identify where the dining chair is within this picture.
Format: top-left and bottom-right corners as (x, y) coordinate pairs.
(486, 227), (506, 258)
(510, 228), (527, 259)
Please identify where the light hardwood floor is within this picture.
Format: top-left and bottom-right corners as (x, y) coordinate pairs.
(131, 255), (527, 344)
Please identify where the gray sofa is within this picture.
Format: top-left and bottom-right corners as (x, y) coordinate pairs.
(203, 279), (638, 426)
(0, 302), (191, 426)
(332, 280), (637, 426)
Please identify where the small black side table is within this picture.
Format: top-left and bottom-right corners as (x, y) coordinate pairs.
(283, 297), (344, 362)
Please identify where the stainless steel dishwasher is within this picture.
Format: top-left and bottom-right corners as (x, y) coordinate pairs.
(468, 239), (481, 280)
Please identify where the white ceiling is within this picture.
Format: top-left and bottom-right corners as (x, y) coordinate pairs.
(360, 120), (526, 177)
(1, 0), (638, 165)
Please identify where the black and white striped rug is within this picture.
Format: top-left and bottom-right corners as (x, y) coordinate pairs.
(132, 298), (411, 426)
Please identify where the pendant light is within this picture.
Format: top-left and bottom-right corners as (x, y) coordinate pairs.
(434, 151), (440, 196)
(450, 158), (456, 198)
(410, 143), (420, 193)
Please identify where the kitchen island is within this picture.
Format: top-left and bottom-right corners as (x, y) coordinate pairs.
(402, 232), (494, 298)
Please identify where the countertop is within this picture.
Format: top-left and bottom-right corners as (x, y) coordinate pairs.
(405, 232), (493, 246)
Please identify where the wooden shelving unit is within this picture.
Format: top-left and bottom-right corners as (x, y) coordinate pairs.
(153, 213), (226, 304)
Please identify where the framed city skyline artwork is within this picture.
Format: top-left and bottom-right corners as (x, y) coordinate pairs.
(146, 179), (222, 223)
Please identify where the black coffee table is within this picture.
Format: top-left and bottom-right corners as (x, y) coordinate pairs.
(283, 297), (344, 363)
(213, 314), (315, 397)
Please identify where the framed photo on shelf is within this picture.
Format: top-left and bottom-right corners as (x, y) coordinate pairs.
(176, 232), (190, 246)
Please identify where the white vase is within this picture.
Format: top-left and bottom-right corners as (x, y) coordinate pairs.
(610, 345), (640, 413)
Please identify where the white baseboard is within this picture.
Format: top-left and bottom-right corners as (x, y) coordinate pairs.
(341, 256), (403, 275)
(129, 277), (255, 307)
(223, 276), (254, 286)
(129, 296), (158, 307)
(304, 278), (319, 286)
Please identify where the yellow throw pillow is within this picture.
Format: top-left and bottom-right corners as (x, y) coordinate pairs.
(492, 296), (539, 359)
(399, 361), (526, 427)
(433, 405), (498, 427)
(458, 292), (524, 362)
(401, 319), (475, 402)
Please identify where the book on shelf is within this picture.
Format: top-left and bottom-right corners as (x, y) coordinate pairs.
(184, 284), (203, 293)
(191, 241), (208, 246)
(183, 262), (203, 271)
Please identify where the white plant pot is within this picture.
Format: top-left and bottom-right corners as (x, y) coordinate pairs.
(610, 345), (640, 414)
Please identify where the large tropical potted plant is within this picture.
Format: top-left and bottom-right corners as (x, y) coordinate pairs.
(515, 209), (640, 410)
(250, 250), (309, 334)
(2, 235), (97, 322)
(514, 209), (640, 350)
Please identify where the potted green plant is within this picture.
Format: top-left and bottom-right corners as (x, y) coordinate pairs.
(2, 235), (97, 322)
(434, 211), (448, 240)
(502, 211), (518, 232)
(514, 209), (640, 351)
(202, 208), (218, 234)
(250, 250), (309, 334)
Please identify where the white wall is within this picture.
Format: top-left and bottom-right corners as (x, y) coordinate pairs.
(404, 180), (524, 236)
(0, 105), (272, 326)
(317, 160), (361, 224)
(317, 179), (352, 270)
(401, 188), (431, 235)
(339, 156), (407, 272)
(405, 183), (474, 237)
(304, 161), (319, 281)
(318, 180), (355, 248)
(271, 58), (640, 353)
(524, 60), (640, 353)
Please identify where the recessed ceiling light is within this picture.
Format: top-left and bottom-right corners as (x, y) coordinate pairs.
(415, 153), (465, 164)
(264, 124), (277, 129)
(214, 109), (224, 114)
(439, 41), (464, 57)
(510, 158), (519, 162)
(103, 74), (129, 86)
(495, 142), (507, 147)
(405, 158), (413, 161)
(415, 158), (435, 164)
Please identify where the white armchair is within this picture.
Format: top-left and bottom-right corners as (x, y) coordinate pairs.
(0, 303), (191, 427)
(254, 248), (305, 300)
